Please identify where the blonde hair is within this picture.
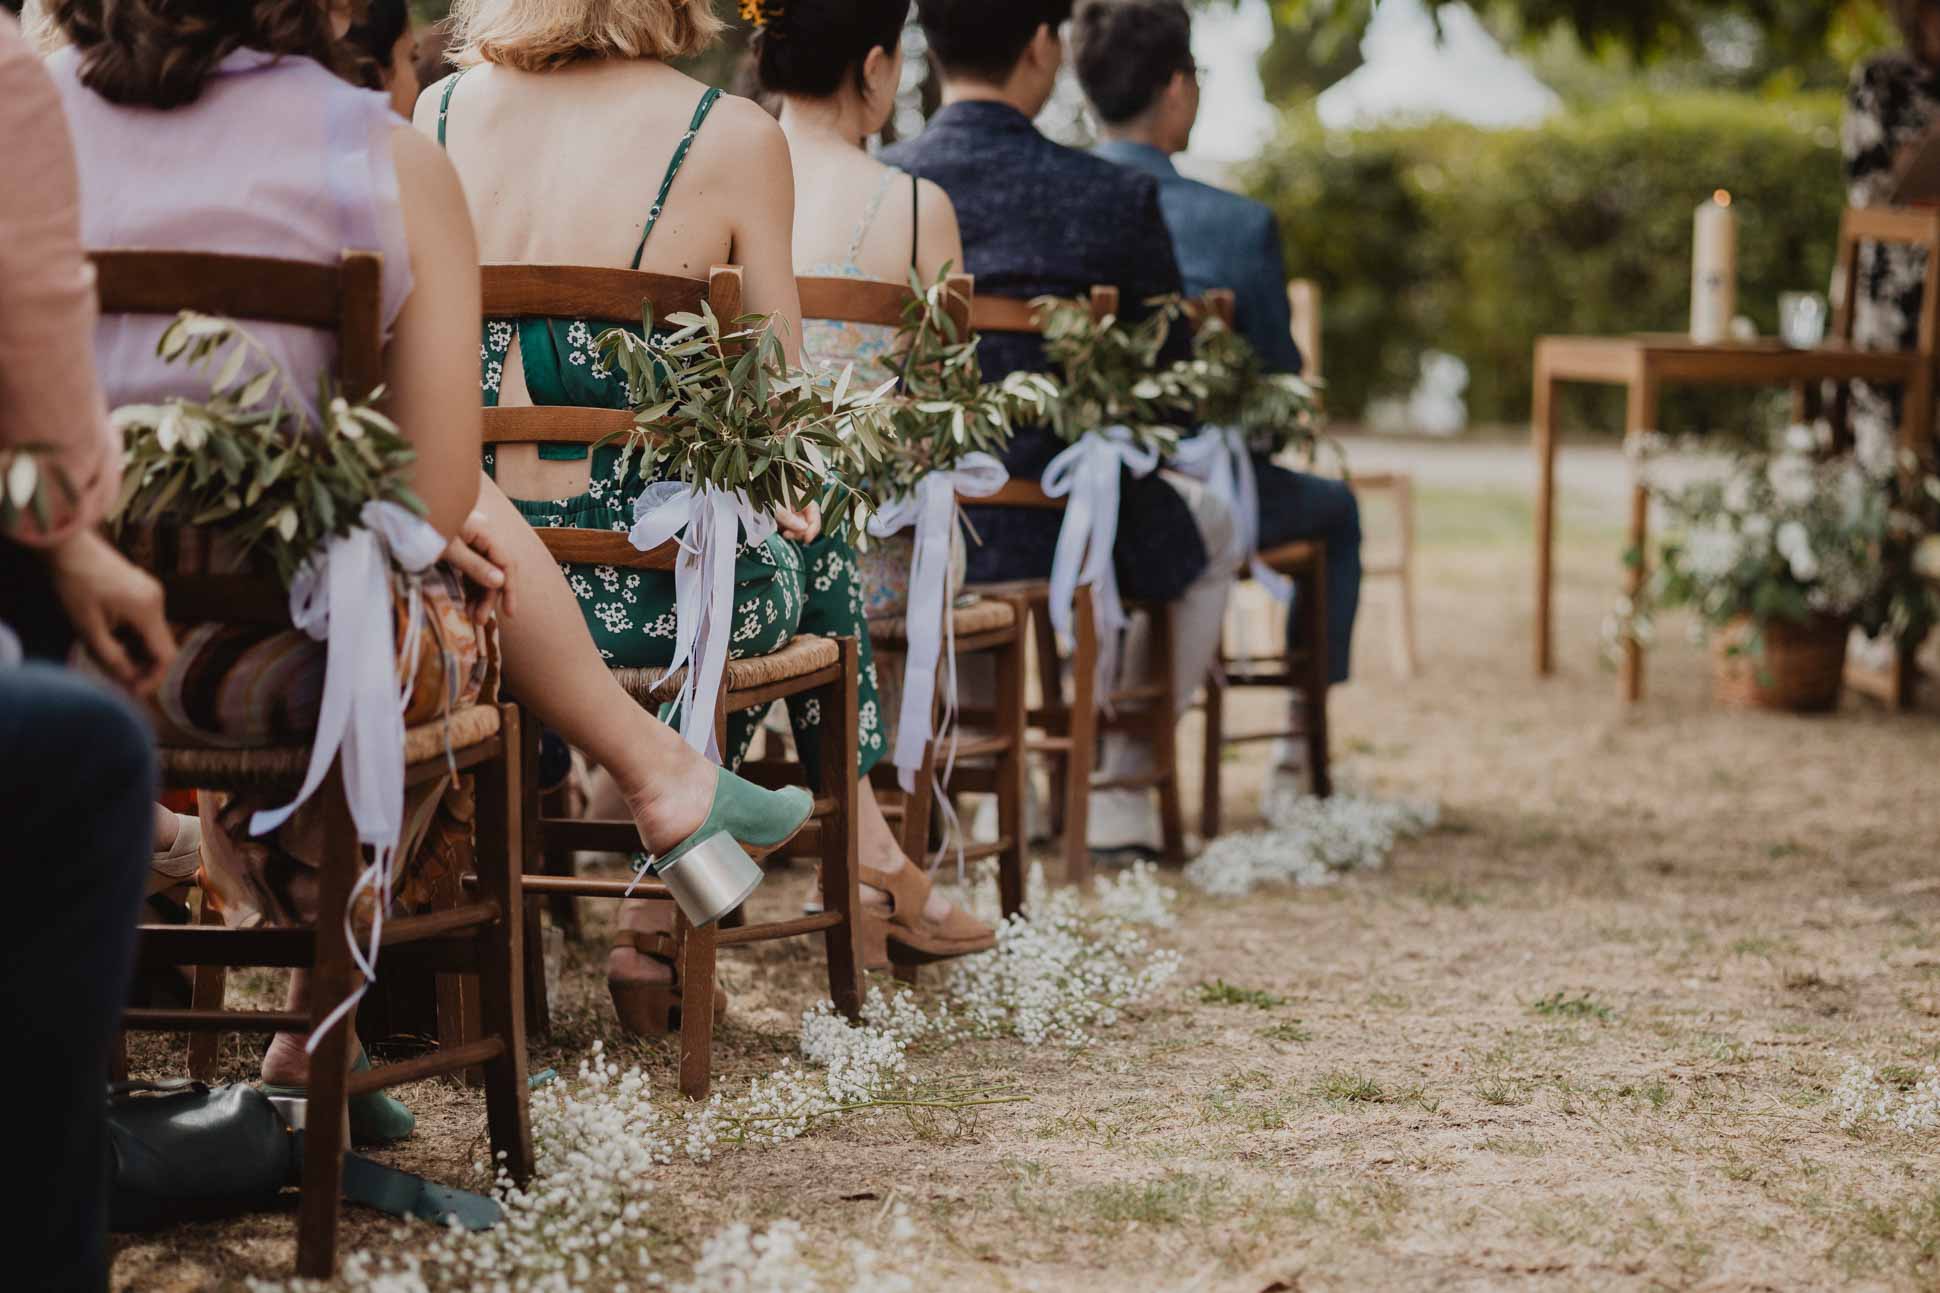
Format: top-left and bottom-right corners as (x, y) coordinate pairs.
(448, 0), (724, 71)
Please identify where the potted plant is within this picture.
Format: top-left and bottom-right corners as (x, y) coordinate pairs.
(1615, 423), (1939, 711)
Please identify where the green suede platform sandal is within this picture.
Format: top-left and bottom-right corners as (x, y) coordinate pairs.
(261, 1049), (415, 1147)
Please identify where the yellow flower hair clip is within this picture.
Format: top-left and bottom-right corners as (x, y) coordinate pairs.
(740, 0), (783, 28)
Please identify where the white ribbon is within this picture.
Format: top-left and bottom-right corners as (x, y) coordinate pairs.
(247, 500), (447, 1051)
(629, 480), (777, 763)
(1041, 427), (1162, 696)
(1172, 426), (1293, 603)
(866, 452), (1008, 796)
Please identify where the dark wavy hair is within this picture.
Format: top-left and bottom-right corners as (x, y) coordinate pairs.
(50, 0), (370, 109)
(751, 0), (908, 100)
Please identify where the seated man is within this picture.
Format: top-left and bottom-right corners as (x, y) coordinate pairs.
(886, 0), (1240, 853)
(1075, 0), (1362, 784)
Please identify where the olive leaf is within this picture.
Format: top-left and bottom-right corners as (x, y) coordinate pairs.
(1180, 315), (1333, 466)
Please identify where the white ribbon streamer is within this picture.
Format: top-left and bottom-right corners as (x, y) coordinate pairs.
(866, 452), (1009, 794)
(247, 500), (446, 1051)
(1172, 426), (1293, 602)
(1040, 426), (1162, 697)
(629, 480), (777, 763)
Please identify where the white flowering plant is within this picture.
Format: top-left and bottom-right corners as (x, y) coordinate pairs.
(109, 313), (421, 585)
(1612, 424), (1940, 660)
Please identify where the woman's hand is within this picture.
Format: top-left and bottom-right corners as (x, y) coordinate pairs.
(47, 530), (177, 696)
(774, 500), (821, 545)
(442, 507), (514, 626)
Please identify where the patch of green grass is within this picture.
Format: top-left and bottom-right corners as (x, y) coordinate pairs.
(1831, 1188), (1940, 1281)
(1481, 1134), (1548, 1157)
(1197, 979), (1287, 1009)
(1475, 1078), (1528, 1107)
(1367, 991), (1409, 1010)
(1256, 1021), (1313, 1043)
(1415, 880), (1487, 909)
(1316, 1070), (1387, 1104)
(1072, 1171), (1232, 1231)
(1531, 991), (1614, 1022)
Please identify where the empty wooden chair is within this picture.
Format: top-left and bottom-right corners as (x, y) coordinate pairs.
(99, 249), (532, 1279)
(479, 262), (863, 1098)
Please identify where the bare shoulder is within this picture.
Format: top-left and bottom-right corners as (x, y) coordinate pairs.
(389, 121), (472, 241)
(914, 176), (958, 227)
(695, 90), (789, 160)
(411, 71), (456, 135)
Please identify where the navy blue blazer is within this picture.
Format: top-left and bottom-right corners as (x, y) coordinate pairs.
(883, 102), (1208, 603)
(1092, 140), (1303, 376)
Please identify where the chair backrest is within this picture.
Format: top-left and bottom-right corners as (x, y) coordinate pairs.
(478, 262), (745, 569)
(1183, 288), (1237, 334)
(1831, 206), (1940, 355)
(92, 248), (386, 624)
(797, 272), (974, 339)
(1287, 278), (1322, 381)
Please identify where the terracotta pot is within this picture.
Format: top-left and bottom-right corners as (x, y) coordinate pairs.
(1710, 613), (1849, 712)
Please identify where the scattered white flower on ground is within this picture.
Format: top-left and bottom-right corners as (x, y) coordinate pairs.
(1183, 790), (1440, 897)
(1830, 1062), (1940, 1134)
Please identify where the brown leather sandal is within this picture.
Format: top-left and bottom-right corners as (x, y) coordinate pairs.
(856, 861), (996, 970)
(608, 927), (727, 1036)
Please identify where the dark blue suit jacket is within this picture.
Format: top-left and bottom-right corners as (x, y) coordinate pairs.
(1092, 140), (1303, 376)
(884, 102), (1208, 602)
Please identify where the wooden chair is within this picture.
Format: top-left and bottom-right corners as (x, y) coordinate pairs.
(1828, 207), (1940, 709)
(480, 263), (863, 1098)
(1197, 285), (1335, 837)
(796, 272), (1032, 930)
(969, 286), (1182, 882)
(98, 249), (532, 1279)
(1287, 277), (1417, 678)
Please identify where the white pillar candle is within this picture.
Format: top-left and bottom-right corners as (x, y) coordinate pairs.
(1690, 189), (1738, 344)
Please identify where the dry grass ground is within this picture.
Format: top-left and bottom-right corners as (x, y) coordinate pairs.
(114, 437), (1940, 1292)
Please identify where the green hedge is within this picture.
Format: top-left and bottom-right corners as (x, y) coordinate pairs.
(1246, 92), (1848, 434)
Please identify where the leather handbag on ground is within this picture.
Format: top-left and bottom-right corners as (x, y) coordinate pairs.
(106, 1080), (499, 1232)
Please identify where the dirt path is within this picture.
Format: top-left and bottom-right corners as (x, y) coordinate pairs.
(115, 442), (1940, 1291)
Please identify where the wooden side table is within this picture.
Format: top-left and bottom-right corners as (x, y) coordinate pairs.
(1531, 334), (1930, 701)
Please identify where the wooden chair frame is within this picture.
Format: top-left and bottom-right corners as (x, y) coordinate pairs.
(479, 262), (863, 1098)
(1828, 208), (1940, 709)
(794, 271), (1032, 932)
(97, 250), (532, 1279)
(967, 285), (1204, 881)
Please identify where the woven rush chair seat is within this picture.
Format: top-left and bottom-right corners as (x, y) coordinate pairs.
(867, 596), (1016, 644)
(158, 706), (503, 787)
(609, 635), (840, 707)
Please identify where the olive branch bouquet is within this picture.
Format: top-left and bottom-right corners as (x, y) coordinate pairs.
(1172, 315), (1335, 465)
(1031, 294), (1189, 456)
(842, 268), (1059, 515)
(595, 303), (896, 539)
(109, 313), (422, 584)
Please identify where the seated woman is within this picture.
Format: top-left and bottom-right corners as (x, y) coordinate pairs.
(45, 0), (810, 1136)
(756, 0), (993, 958)
(422, 0), (992, 1012)
(346, 0), (421, 117)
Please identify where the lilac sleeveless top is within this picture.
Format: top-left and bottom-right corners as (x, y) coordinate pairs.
(49, 47), (413, 412)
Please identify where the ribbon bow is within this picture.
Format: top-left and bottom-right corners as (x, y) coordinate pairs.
(1040, 426), (1162, 695)
(630, 480), (777, 762)
(1171, 426), (1293, 602)
(248, 500), (448, 1050)
(866, 452), (1009, 794)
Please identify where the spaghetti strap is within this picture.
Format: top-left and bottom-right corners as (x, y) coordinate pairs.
(909, 174), (920, 274)
(434, 69), (468, 149)
(841, 170), (898, 269)
(630, 86), (723, 270)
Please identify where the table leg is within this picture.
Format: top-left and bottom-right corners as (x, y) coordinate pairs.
(1619, 373), (1659, 704)
(1533, 357), (1557, 675)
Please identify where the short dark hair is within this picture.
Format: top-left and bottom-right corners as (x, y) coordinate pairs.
(1071, 0), (1190, 124)
(915, 0), (1073, 83)
(753, 0), (910, 100)
(346, 0), (412, 87)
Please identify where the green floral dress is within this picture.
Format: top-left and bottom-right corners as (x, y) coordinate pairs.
(438, 75), (883, 776)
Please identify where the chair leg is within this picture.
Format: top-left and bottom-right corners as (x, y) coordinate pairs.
(818, 637), (864, 1020)
(1392, 475), (1418, 680)
(296, 771), (358, 1279)
(186, 894), (227, 1081)
(1149, 602), (1187, 864)
(1200, 663), (1226, 842)
(1031, 594), (1068, 838)
(1304, 557), (1333, 800)
(517, 711), (551, 1039)
(538, 783), (581, 941)
(675, 910), (717, 1100)
(1062, 587), (1097, 888)
(472, 706), (533, 1184)
(994, 601), (1030, 920)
